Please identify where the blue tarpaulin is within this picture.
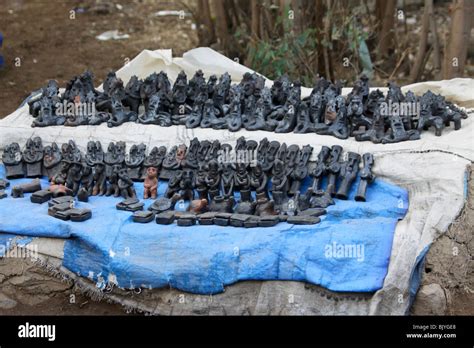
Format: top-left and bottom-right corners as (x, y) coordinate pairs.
(0, 164), (408, 294)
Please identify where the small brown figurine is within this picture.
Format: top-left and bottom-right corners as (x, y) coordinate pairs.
(144, 167), (158, 199)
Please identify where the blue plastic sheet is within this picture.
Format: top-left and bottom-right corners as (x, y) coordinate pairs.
(0, 164), (408, 294)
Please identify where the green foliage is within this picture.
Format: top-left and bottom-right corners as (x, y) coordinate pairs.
(245, 12), (318, 86)
(236, 4), (374, 85)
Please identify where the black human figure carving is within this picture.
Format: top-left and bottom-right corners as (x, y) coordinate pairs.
(383, 114), (420, 143)
(96, 71), (126, 113)
(29, 80), (61, 118)
(117, 166), (137, 199)
(355, 97), (386, 143)
(179, 168), (195, 201)
(261, 140), (281, 172)
(294, 102), (314, 133)
(23, 137), (44, 177)
(241, 95), (257, 130)
(123, 75), (143, 114)
(107, 96), (137, 127)
(92, 163), (107, 196)
(275, 82), (301, 133)
(185, 93), (205, 129)
(310, 146), (330, 192)
(355, 153), (375, 202)
(244, 96), (267, 131)
(31, 95), (65, 127)
(336, 152), (361, 200)
(104, 142), (126, 189)
(126, 143), (146, 181)
(316, 95), (349, 139)
(204, 140), (221, 162)
(308, 91), (325, 126)
(164, 170), (182, 199)
(417, 91), (446, 137)
(85, 140), (106, 196)
(289, 145), (312, 195)
(140, 73), (159, 112)
(85, 141), (104, 166)
(195, 162), (208, 200)
(66, 162), (83, 196)
(205, 160), (221, 200)
(227, 86), (243, 132)
(325, 145), (343, 196)
(250, 163), (268, 196)
(2, 142), (24, 178)
(43, 142), (62, 180)
(144, 146), (167, 169)
(347, 94), (372, 136)
(270, 159), (289, 212)
(200, 99), (223, 129)
(220, 163), (235, 198)
(77, 164), (94, 202)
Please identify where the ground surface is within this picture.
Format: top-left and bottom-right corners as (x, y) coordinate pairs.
(0, 0), (197, 118)
(0, 0), (472, 315)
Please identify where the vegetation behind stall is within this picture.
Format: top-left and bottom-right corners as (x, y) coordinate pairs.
(193, 0), (473, 85)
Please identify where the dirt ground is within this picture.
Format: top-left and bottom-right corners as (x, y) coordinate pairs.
(0, 0), (198, 118)
(0, 0), (472, 315)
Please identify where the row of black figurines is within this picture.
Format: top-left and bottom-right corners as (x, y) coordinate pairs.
(28, 69), (467, 143)
(2, 137), (373, 203)
(1, 139), (374, 226)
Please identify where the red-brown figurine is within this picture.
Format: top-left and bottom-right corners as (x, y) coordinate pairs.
(144, 167), (158, 199)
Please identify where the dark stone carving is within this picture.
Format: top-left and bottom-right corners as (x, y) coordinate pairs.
(355, 153), (375, 202)
(116, 198), (143, 212)
(107, 96), (137, 127)
(43, 142), (62, 179)
(155, 210), (176, 225)
(65, 162), (83, 196)
(208, 195), (233, 213)
(205, 160), (221, 200)
(117, 166), (136, 199)
(220, 163), (235, 198)
(325, 145), (343, 197)
(62, 140), (82, 163)
(11, 179), (42, 198)
(123, 75), (142, 114)
(382, 114), (420, 144)
(133, 210), (155, 223)
(310, 146), (330, 192)
(85, 141), (104, 166)
(23, 137), (44, 177)
(3, 142), (24, 178)
(77, 164), (94, 202)
(178, 168), (195, 201)
(316, 95), (349, 139)
(336, 152), (361, 200)
(149, 194), (180, 214)
(144, 146), (167, 169)
(125, 143), (146, 181)
(227, 86), (243, 132)
(287, 215), (320, 225)
(289, 145), (312, 195)
(30, 189), (53, 204)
